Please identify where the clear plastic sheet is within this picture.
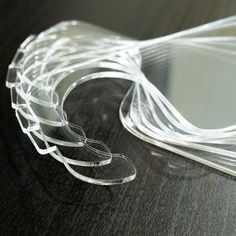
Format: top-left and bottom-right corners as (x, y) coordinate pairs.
(6, 16), (236, 185)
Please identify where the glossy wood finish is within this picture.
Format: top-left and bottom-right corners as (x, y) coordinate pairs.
(0, 1), (236, 235)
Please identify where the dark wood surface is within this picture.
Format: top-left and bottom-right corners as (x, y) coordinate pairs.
(0, 1), (236, 235)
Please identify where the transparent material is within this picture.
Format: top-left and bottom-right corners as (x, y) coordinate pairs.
(6, 16), (236, 185)
(6, 21), (137, 185)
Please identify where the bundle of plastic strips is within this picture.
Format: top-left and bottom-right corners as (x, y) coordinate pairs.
(6, 16), (236, 185)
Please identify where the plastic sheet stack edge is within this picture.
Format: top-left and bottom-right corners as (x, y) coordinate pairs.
(6, 16), (236, 185)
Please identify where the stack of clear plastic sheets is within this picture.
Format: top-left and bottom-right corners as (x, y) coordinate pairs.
(6, 16), (236, 185)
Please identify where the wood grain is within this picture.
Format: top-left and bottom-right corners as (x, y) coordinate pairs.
(0, 0), (236, 235)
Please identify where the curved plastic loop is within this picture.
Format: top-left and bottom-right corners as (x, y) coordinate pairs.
(6, 16), (236, 183)
(7, 20), (138, 185)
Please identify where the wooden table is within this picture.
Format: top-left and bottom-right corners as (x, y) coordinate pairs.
(0, 0), (235, 235)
